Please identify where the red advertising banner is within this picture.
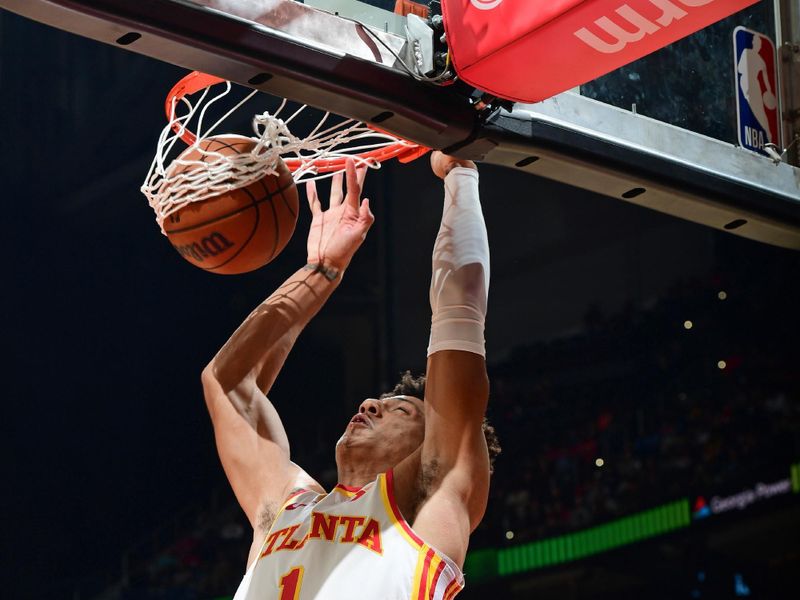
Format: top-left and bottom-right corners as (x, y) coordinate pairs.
(443, 0), (759, 103)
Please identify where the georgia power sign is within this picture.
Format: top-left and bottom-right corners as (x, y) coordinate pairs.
(693, 477), (792, 520)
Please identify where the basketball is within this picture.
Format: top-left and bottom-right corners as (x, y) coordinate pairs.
(763, 91), (777, 111)
(162, 136), (299, 275)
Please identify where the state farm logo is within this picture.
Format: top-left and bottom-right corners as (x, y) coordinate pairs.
(471, 0), (503, 10)
(574, 0), (722, 54)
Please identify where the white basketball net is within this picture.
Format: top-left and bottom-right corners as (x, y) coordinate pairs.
(141, 81), (415, 233)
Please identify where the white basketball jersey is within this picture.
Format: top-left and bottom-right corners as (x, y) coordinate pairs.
(233, 469), (464, 600)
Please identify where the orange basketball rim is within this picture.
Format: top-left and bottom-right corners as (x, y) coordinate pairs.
(165, 71), (430, 174)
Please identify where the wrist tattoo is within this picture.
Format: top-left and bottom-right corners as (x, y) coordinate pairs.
(304, 263), (340, 281)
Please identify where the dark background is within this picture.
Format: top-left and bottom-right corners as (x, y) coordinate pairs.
(1, 2), (798, 599)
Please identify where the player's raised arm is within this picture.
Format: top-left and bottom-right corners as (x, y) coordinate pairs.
(201, 160), (373, 531)
(422, 151), (491, 549)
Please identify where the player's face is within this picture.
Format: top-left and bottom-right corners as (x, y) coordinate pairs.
(339, 395), (425, 457)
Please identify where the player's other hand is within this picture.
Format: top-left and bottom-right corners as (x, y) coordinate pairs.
(430, 150), (477, 180)
(305, 158), (374, 273)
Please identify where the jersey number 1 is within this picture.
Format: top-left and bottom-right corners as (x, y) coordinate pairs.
(279, 566), (304, 600)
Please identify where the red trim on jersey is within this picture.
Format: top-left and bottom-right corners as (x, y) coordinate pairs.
(429, 559), (446, 599)
(443, 578), (461, 600)
(334, 482), (365, 493)
(417, 548), (435, 600)
(283, 489), (308, 505)
(385, 469), (426, 547)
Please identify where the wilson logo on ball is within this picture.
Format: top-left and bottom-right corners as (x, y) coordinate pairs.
(174, 232), (235, 263)
(470, 0), (503, 10)
(162, 137), (300, 275)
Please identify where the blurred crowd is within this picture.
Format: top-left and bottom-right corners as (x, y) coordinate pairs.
(475, 275), (799, 547)
(111, 267), (800, 599)
(119, 502), (250, 600)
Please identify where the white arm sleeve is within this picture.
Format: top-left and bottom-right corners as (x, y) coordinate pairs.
(428, 167), (490, 357)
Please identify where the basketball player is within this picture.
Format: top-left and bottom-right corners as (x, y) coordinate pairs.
(202, 151), (497, 598)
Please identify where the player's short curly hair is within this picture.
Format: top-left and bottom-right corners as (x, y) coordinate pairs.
(381, 371), (501, 474)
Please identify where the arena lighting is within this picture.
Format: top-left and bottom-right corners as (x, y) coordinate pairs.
(505, 531), (515, 540)
(463, 499), (690, 582)
(718, 360), (728, 369)
(595, 458), (605, 467)
(718, 291), (728, 300)
(684, 320), (694, 330)
(734, 573), (752, 596)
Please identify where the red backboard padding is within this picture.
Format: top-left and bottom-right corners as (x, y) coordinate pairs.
(442, 0), (758, 103)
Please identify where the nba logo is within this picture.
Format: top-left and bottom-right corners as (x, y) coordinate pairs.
(733, 27), (781, 156)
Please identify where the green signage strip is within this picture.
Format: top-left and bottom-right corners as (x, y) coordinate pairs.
(465, 498), (690, 583)
(792, 463), (800, 493)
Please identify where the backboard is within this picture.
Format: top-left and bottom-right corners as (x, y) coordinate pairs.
(1, 0), (798, 248)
